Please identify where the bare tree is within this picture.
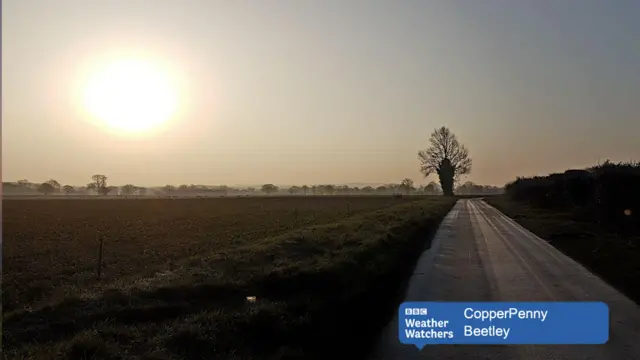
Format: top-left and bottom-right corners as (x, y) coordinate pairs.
(91, 175), (108, 195)
(400, 178), (415, 195)
(418, 126), (472, 196)
(46, 179), (61, 192)
(63, 185), (75, 194)
(91, 175), (107, 187)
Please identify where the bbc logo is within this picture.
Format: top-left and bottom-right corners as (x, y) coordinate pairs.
(405, 308), (428, 316)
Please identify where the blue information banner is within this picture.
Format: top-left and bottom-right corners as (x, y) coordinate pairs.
(399, 302), (608, 348)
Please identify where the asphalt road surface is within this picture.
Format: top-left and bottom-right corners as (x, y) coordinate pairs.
(370, 199), (640, 360)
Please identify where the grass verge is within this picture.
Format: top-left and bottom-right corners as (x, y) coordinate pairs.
(4, 197), (457, 360)
(485, 196), (639, 304)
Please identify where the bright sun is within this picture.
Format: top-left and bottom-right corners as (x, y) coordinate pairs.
(83, 59), (177, 133)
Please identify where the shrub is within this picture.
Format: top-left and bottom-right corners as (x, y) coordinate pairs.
(505, 161), (640, 230)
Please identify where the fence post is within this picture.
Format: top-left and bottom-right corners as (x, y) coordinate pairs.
(97, 237), (104, 280)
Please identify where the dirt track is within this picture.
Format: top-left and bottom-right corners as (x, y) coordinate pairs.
(371, 199), (640, 360)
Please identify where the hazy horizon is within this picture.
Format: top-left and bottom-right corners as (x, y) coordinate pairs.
(3, 1), (639, 188)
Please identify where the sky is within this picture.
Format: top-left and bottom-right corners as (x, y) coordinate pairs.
(3, 0), (639, 187)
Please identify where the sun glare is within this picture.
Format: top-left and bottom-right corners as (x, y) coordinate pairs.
(83, 59), (177, 133)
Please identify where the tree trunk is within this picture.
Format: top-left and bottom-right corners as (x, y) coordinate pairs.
(438, 158), (456, 196)
(441, 180), (454, 196)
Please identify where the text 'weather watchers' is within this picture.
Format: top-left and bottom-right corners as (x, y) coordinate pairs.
(405, 307), (548, 340)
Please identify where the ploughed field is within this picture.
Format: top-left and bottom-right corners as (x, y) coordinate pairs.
(3, 196), (416, 312)
(3, 195), (457, 360)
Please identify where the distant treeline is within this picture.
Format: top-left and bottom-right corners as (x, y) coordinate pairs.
(505, 160), (640, 229)
(2, 178), (503, 197)
(455, 182), (504, 195)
